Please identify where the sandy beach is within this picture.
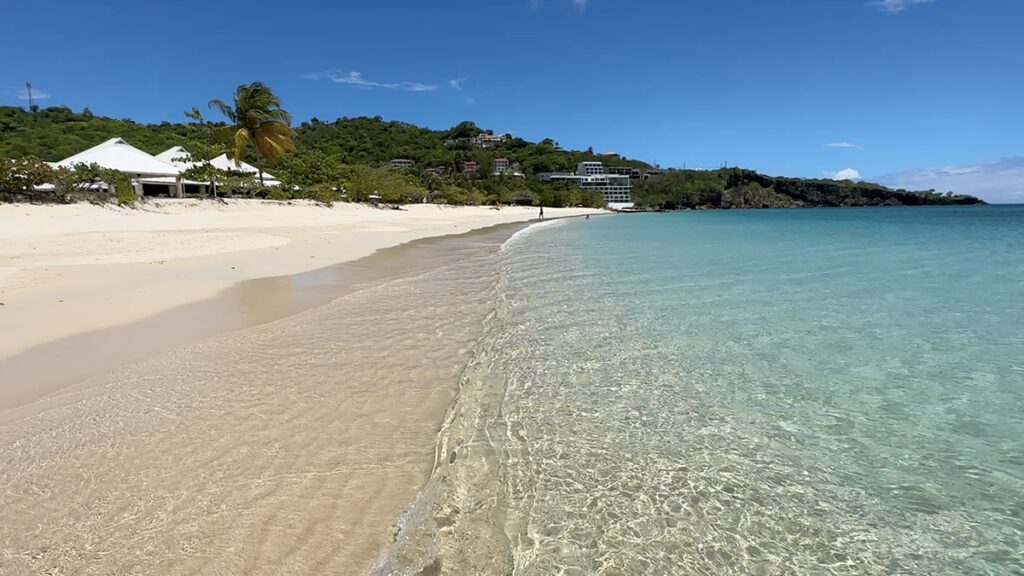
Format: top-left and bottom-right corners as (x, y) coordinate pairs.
(0, 200), (603, 575)
(0, 200), (600, 364)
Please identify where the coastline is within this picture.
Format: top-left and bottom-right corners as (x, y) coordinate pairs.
(0, 200), (603, 410)
(0, 213), (567, 575)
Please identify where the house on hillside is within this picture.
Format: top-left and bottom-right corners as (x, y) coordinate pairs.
(494, 158), (511, 173)
(475, 133), (509, 147)
(390, 158), (415, 169)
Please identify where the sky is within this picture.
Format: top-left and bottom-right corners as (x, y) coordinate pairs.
(1, 0), (1021, 202)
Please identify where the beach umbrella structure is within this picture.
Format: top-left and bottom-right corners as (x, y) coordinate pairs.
(55, 137), (184, 197)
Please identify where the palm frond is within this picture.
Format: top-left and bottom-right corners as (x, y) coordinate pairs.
(231, 129), (252, 167)
(208, 82), (295, 168)
(208, 99), (236, 122)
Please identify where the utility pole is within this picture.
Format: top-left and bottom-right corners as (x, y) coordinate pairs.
(25, 82), (35, 111)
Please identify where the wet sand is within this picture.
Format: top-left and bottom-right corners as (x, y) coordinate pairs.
(0, 223), (526, 415)
(0, 223), (524, 575)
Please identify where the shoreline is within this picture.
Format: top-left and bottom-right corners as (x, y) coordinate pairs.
(0, 215), (551, 575)
(0, 199), (604, 411)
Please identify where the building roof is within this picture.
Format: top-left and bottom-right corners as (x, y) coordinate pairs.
(209, 154), (279, 183)
(55, 137), (181, 176)
(155, 146), (199, 170)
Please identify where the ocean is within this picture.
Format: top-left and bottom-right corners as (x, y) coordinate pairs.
(377, 206), (1024, 575)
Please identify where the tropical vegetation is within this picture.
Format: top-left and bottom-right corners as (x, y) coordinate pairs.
(0, 95), (982, 208)
(206, 82), (296, 186)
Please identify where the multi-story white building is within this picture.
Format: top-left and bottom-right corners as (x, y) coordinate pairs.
(579, 174), (631, 203)
(537, 162), (631, 204)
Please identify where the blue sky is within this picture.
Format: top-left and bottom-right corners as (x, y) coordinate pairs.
(2, 0), (1022, 201)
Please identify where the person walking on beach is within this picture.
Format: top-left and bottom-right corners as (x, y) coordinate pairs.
(539, 207), (545, 219)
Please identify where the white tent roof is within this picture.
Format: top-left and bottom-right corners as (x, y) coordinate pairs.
(155, 146), (198, 170)
(55, 137), (181, 176)
(210, 154), (278, 182)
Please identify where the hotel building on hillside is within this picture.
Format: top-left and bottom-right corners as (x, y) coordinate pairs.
(577, 161), (606, 176)
(537, 161), (632, 204)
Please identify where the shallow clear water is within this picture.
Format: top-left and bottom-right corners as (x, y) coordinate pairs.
(378, 206), (1024, 575)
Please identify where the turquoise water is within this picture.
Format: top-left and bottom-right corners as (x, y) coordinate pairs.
(379, 206), (1024, 575)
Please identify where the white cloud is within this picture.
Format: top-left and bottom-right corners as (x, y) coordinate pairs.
(829, 168), (862, 180)
(870, 0), (934, 13)
(449, 77), (466, 90)
(530, 0), (590, 11)
(878, 157), (1024, 204)
(304, 71), (438, 92)
(823, 142), (865, 150)
(17, 86), (51, 100)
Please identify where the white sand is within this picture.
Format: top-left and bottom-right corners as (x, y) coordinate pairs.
(0, 199), (603, 361)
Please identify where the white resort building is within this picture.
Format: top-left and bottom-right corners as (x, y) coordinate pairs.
(158, 146), (282, 188)
(54, 138), (188, 197)
(48, 139), (283, 197)
(536, 161), (632, 204)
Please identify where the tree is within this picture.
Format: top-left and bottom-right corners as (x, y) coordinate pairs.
(207, 82), (296, 186)
(0, 157), (57, 202)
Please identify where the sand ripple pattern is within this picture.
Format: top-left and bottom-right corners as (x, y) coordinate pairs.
(0, 237), (505, 575)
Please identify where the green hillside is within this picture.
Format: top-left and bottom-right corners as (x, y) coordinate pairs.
(0, 105), (984, 207)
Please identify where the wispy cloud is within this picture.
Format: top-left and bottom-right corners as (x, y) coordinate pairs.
(828, 168), (862, 181)
(878, 157), (1024, 204)
(870, 0), (934, 13)
(530, 0), (590, 10)
(17, 86), (51, 100)
(823, 142), (866, 150)
(303, 71), (438, 92)
(449, 77), (466, 91)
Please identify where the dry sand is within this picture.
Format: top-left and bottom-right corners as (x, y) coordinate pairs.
(0, 200), (603, 575)
(0, 199), (600, 366)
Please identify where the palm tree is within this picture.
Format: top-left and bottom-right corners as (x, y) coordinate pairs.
(208, 82), (295, 186)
